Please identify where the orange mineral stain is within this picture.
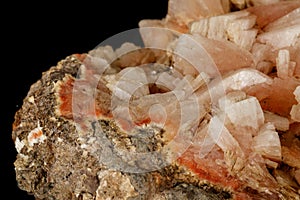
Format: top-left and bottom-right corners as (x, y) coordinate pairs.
(56, 75), (113, 121)
(177, 149), (241, 191)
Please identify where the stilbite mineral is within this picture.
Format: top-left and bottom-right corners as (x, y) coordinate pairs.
(13, 0), (300, 199)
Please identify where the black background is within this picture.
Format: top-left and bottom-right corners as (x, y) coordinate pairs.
(2, 1), (168, 199)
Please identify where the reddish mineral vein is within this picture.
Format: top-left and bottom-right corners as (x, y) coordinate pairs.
(177, 150), (241, 191)
(56, 75), (74, 119)
(56, 72), (156, 132)
(12, 0), (300, 199)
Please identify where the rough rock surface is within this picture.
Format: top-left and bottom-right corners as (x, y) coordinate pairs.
(13, 0), (300, 200)
(12, 55), (232, 200)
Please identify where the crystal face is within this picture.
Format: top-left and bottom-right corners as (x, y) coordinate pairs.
(12, 0), (300, 199)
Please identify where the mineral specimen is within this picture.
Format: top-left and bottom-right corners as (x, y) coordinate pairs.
(13, 0), (300, 199)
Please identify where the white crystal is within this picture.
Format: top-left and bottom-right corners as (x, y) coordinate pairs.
(15, 137), (25, 153)
(173, 34), (219, 77)
(276, 49), (295, 78)
(108, 67), (150, 101)
(294, 86), (300, 103)
(115, 43), (140, 57)
(291, 86), (300, 122)
(167, 0), (226, 26)
(196, 68), (273, 106)
(224, 96), (264, 130)
(252, 123), (282, 161)
(88, 45), (117, 64)
(290, 104), (300, 122)
(139, 20), (178, 49)
(208, 116), (244, 160)
(257, 24), (300, 49)
(218, 90), (247, 111)
(191, 10), (257, 50)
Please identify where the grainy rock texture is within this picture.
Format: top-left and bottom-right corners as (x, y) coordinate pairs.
(13, 0), (300, 199)
(12, 55), (232, 200)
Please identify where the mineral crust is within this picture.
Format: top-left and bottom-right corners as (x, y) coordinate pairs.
(13, 0), (300, 199)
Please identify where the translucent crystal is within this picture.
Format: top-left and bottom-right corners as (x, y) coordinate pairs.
(167, 0), (226, 28)
(12, 1), (300, 199)
(208, 116), (243, 157)
(263, 111), (289, 131)
(252, 123), (281, 162)
(173, 34), (255, 77)
(222, 96), (264, 130)
(290, 104), (300, 122)
(294, 86), (300, 103)
(276, 49), (296, 78)
(191, 10), (257, 50)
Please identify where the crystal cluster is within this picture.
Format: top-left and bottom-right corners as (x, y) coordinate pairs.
(13, 0), (300, 199)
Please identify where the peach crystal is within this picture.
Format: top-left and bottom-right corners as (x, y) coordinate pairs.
(64, 1), (300, 199)
(13, 0), (300, 199)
